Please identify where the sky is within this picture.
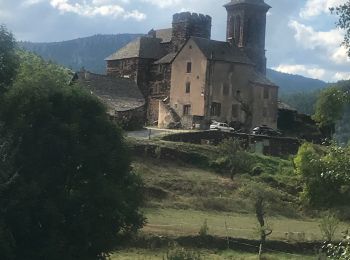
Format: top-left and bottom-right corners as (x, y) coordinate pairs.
(0, 0), (349, 82)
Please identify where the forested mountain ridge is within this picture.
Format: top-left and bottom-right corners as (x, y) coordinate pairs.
(266, 68), (327, 94)
(19, 34), (327, 94)
(19, 34), (141, 74)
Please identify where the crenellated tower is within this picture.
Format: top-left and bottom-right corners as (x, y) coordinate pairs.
(224, 0), (270, 75)
(171, 12), (212, 52)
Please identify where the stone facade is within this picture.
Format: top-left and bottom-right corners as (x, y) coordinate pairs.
(105, 0), (278, 131)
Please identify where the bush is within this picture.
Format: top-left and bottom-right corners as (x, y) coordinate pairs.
(294, 143), (350, 207)
(198, 220), (209, 237)
(319, 212), (340, 242)
(324, 230), (350, 259)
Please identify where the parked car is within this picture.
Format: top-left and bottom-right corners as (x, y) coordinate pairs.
(251, 125), (282, 136)
(210, 122), (235, 133)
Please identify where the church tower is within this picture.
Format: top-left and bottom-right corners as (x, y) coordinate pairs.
(224, 0), (270, 75)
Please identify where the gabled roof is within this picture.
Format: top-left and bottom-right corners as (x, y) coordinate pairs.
(190, 37), (253, 64)
(250, 70), (278, 87)
(154, 52), (177, 64)
(75, 71), (145, 113)
(155, 28), (172, 43)
(105, 37), (166, 61)
(224, 0), (271, 9)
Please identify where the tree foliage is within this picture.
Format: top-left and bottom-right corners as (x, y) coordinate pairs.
(324, 230), (350, 259)
(0, 51), (144, 259)
(294, 143), (350, 207)
(0, 25), (19, 93)
(331, 1), (350, 57)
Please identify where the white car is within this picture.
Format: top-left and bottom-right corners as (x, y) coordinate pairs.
(210, 122), (235, 133)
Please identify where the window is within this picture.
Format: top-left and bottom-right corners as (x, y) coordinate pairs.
(186, 62), (192, 73)
(183, 104), (191, 116)
(223, 82), (229, 95)
(185, 82), (191, 93)
(158, 64), (163, 73)
(210, 102), (221, 117)
(263, 86), (269, 99)
(236, 90), (241, 99)
(232, 104), (239, 118)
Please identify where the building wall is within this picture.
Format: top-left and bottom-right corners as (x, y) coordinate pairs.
(207, 61), (254, 125)
(251, 84), (278, 128)
(147, 63), (172, 124)
(169, 39), (208, 127)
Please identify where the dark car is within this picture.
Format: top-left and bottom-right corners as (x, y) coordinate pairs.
(251, 125), (282, 136)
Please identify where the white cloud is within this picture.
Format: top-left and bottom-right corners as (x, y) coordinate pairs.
(22, 0), (47, 7)
(289, 20), (350, 65)
(141, 0), (184, 8)
(300, 0), (347, 18)
(273, 64), (326, 79)
(49, 0), (146, 20)
(333, 72), (350, 81)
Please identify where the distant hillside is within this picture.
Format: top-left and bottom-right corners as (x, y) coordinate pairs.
(267, 68), (327, 94)
(19, 34), (327, 94)
(19, 34), (141, 74)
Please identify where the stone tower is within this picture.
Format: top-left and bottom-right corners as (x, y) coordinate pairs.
(171, 12), (212, 52)
(224, 0), (270, 75)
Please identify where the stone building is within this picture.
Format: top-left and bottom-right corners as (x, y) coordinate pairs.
(74, 71), (146, 130)
(106, 0), (278, 130)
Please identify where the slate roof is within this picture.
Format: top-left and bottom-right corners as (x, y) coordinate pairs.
(224, 0), (271, 9)
(75, 71), (145, 113)
(105, 37), (166, 61)
(191, 37), (253, 64)
(154, 52), (177, 64)
(278, 101), (297, 112)
(250, 70), (278, 87)
(155, 28), (172, 43)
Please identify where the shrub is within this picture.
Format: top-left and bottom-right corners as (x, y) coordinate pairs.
(198, 220), (209, 237)
(324, 230), (350, 259)
(319, 212), (340, 242)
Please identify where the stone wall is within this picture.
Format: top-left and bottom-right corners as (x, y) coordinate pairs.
(172, 12), (212, 52)
(162, 131), (301, 156)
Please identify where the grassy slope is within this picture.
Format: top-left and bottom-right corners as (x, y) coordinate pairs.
(132, 157), (348, 241)
(111, 248), (314, 260)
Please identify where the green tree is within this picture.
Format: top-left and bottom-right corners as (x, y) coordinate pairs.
(313, 87), (345, 130)
(218, 138), (251, 179)
(0, 25), (19, 93)
(294, 143), (350, 207)
(331, 1), (350, 56)
(0, 52), (144, 260)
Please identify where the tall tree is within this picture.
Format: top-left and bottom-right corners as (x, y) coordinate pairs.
(0, 25), (19, 93)
(0, 52), (144, 260)
(331, 1), (350, 56)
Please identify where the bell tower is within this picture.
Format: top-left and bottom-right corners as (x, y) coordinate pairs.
(224, 0), (270, 75)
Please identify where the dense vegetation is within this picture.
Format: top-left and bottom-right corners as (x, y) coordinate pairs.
(0, 27), (144, 260)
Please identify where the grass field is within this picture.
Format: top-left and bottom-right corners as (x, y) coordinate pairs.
(143, 208), (348, 241)
(132, 158), (349, 242)
(110, 248), (316, 260)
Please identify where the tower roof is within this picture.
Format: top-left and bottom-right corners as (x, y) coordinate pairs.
(224, 0), (271, 10)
